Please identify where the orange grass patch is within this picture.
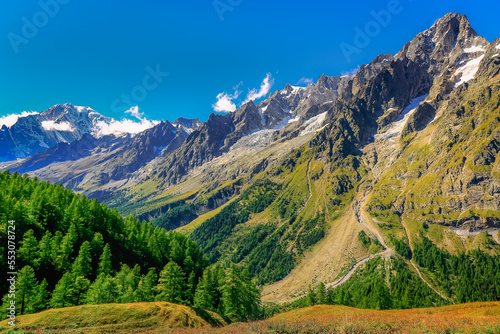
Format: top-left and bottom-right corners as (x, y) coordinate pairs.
(172, 302), (500, 334)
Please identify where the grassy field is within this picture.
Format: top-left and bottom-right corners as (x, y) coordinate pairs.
(0, 302), (225, 334)
(174, 302), (500, 334)
(2, 302), (499, 333)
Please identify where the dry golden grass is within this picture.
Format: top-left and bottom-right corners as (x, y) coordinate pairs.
(173, 303), (500, 334)
(1, 297), (499, 334)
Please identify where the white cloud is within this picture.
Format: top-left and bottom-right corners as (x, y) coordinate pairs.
(213, 84), (241, 113)
(0, 111), (39, 128)
(125, 106), (144, 120)
(213, 92), (238, 112)
(41, 120), (75, 132)
(94, 105), (159, 137)
(212, 74), (274, 112)
(296, 77), (314, 85)
(94, 119), (159, 137)
(244, 73), (274, 104)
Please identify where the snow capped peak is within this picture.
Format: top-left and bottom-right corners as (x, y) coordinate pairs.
(75, 105), (96, 113)
(280, 84), (303, 96)
(291, 86), (303, 94)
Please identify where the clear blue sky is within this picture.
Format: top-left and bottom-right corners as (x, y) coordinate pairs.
(1, 0), (499, 122)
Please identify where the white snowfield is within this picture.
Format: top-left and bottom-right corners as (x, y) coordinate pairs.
(374, 95), (429, 141)
(280, 85), (304, 96)
(300, 111), (328, 136)
(453, 55), (484, 86)
(463, 45), (486, 53)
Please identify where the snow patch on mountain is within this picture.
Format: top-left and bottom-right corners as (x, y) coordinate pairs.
(375, 95), (429, 141)
(230, 129), (276, 151)
(300, 112), (328, 136)
(463, 45), (486, 53)
(177, 125), (195, 134)
(75, 106), (94, 113)
(453, 55), (484, 86)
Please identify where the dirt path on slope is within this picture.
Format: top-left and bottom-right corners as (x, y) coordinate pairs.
(261, 202), (367, 303)
(263, 191), (392, 302)
(355, 194), (389, 249)
(326, 194), (393, 289)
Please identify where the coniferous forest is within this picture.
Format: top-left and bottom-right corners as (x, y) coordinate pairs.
(0, 171), (260, 321)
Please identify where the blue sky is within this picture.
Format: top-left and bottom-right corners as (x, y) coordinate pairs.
(1, 0), (499, 123)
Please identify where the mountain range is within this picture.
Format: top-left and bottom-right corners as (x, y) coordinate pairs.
(2, 12), (500, 304)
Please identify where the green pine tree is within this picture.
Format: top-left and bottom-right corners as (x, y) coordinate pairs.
(98, 244), (112, 276)
(50, 272), (75, 308)
(15, 266), (38, 314)
(135, 268), (158, 302)
(18, 229), (40, 269)
(316, 282), (326, 304)
(72, 241), (93, 278)
(194, 267), (214, 310)
(220, 264), (246, 321)
(156, 262), (186, 304)
(32, 278), (49, 313)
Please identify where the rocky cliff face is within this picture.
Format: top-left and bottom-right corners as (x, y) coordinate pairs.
(361, 15), (500, 223)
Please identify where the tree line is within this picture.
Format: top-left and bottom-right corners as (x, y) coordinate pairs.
(0, 171), (259, 321)
(413, 235), (500, 303)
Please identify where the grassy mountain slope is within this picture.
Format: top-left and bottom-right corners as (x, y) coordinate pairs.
(0, 302), (226, 333)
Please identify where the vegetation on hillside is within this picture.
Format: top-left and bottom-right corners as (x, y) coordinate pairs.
(0, 171), (259, 321)
(189, 180), (303, 285)
(287, 235), (500, 313)
(295, 256), (445, 311)
(413, 235), (500, 303)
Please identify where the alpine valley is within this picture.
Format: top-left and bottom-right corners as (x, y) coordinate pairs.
(2, 12), (500, 333)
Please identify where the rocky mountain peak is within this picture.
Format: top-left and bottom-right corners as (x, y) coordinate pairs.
(174, 117), (201, 128)
(396, 13), (488, 70)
